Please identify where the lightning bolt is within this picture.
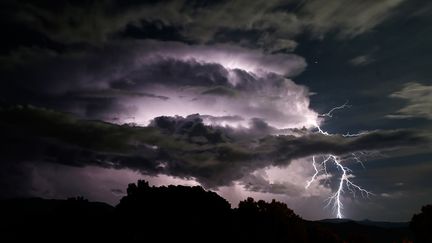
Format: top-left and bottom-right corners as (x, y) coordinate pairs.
(306, 102), (373, 219)
(319, 101), (351, 118)
(305, 156), (319, 189)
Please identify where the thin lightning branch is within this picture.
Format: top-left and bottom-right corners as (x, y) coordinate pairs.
(351, 152), (366, 169)
(319, 155), (332, 184)
(315, 125), (331, 135)
(319, 101), (351, 118)
(342, 132), (365, 137)
(305, 103), (373, 219)
(305, 156), (319, 189)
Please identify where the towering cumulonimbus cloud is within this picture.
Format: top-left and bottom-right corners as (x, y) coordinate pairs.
(0, 40), (316, 129)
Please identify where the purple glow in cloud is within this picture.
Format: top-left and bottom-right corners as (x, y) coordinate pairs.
(96, 41), (319, 129)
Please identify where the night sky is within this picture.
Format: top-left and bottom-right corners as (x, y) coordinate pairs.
(1, 0), (431, 221)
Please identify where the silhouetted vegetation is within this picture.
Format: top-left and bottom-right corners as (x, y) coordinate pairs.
(410, 204), (432, 243)
(0, 180), (423, 242)
(234, 197), (308, 242)
(116, 180), (233, 242)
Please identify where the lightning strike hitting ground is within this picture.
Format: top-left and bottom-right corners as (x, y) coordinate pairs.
(306, 103), (373, 219)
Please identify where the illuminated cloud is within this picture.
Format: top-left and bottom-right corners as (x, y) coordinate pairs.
(298, 0), (405, 38)
(0, 40), (314, 129)
(388, 82), (432, 120)
(349, 54), (375, 66)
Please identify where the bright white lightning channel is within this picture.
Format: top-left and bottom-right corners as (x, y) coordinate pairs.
(306, 103), (373, 219)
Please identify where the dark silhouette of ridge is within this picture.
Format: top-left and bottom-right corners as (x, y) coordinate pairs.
(318, 218), (409, 228)
(310, 219), (413, 243)
(0, 197), (116, 242)
(0, 180), (427, 243)
(358, 219), (409, 229)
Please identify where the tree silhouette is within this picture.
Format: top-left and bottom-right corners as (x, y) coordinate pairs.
(0, 180), (417, 242)
(410, 204), (432, 243)
(116, 180), (232, 242)
(234, 197), (308, 243)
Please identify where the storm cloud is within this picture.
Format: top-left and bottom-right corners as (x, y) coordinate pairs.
(1, 0), (432, 221)
(1, 0), (406, 50)
(0, 40), (315, 129)
(0, 106), (427, 195)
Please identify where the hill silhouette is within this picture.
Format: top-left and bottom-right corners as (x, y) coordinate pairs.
(0, 180), (428, 242)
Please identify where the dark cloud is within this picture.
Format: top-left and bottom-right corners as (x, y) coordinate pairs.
(117, 19), (186, 42)
(201, 86), (238, 97)
(240, 171), (304, 196)
(66, 89), (169, 101)
(0, 162), (34, 199)
(0, 0), (407, 55)
(0, 106), (428, 196)
(110, 188), (125, 196)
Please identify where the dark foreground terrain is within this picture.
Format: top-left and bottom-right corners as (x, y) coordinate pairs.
(0, 180), (430, 243)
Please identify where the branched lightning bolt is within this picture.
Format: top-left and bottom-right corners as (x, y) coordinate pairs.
(319, 101), (351, 118)
(324, 155), (372, 218)
(329, 156), (346, 218)
(306, 102), (373, 219)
